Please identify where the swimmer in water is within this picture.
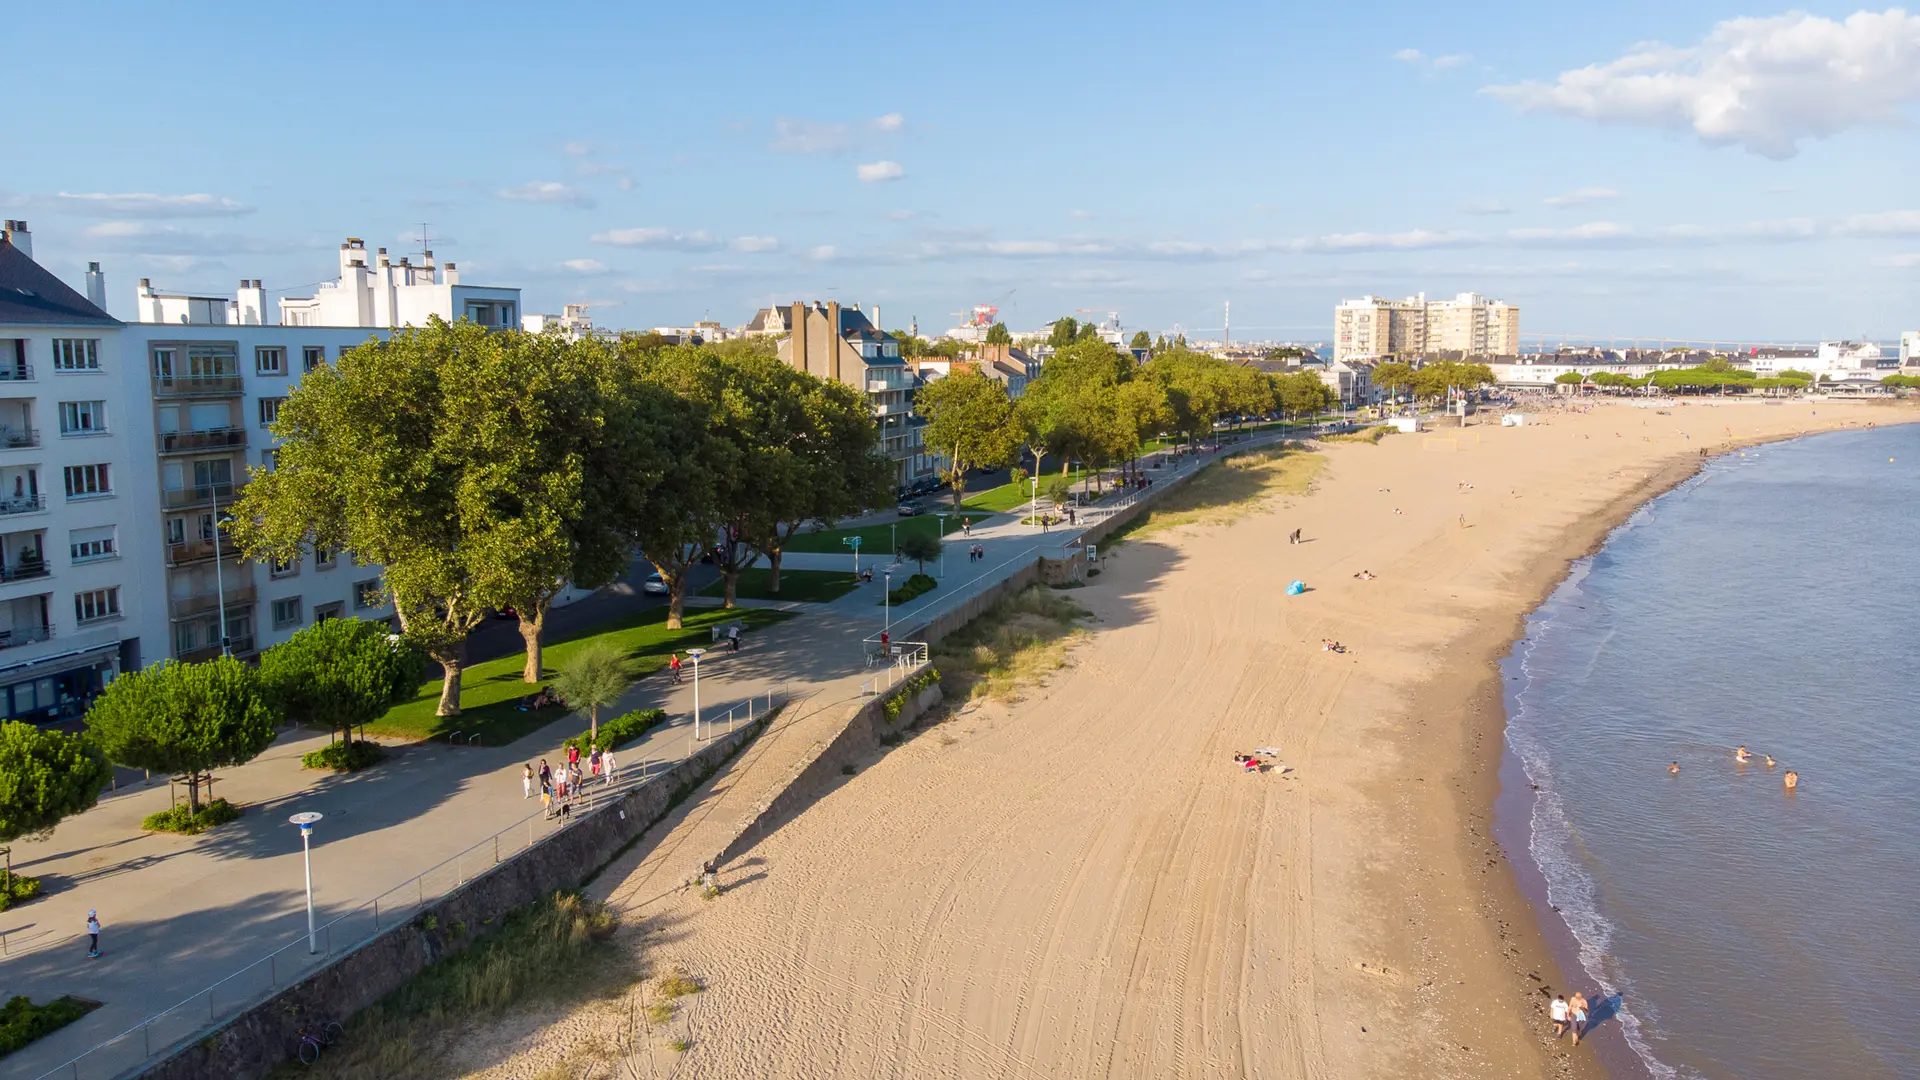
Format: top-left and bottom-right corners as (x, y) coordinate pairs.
(1764, 755), (1776, 768)
(1784, 770), (1799, 791)
(1735, 745), (1752, 763)
(1668, 762), (1680, 775)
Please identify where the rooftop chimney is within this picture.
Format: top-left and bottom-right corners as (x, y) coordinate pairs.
(443, 261), (459, 285)
(1, 220), (31, 261)
(85, 262), (107, 310)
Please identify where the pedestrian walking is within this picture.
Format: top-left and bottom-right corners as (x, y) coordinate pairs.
(589, 747), (603, 779)
(962, 518), (971, 537)
(879, 630), (890, 657)
(567, 742), (581, 772)
(1570, 992), (1590, 1046)
(669, 651), (682, 684)
(728, 624), (741, 652)
(1549, 994), (1569, 1038)
(603, 748), (617, 785)
(522, 763), (533, 799)
(86, 910), (101, 959)
(538, 758), (551, 793)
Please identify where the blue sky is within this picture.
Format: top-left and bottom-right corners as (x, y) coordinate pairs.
(8, 1), (1920, 342)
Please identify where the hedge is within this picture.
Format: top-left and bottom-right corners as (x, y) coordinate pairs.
(562, 708), (667, 754)
(885, 573), (938, 605)
(0, 995), (99, 1058)
(142, 798), (241, 835)
(301, 740), (388, 772)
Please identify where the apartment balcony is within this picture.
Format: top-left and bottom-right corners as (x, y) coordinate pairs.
(160, 483), (237, 511)
(0, 428), (37, 450)
(0, 494), (47, 517)
(0, 364), (34, 383)
(0, 625), (52, 649)
(0, 558), (49, 583)
(872, 400), (911, 417)
(157, 427), (247, 455)
(170, 584), (256, 621)
(176, 635), (255, 663)
(166, 537), (224, 566)
(153, 373), (245, 398)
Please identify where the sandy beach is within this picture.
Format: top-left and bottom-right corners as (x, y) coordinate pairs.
(459, 398), (1914, 1080)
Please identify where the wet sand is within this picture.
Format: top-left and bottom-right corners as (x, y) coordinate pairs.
(460, 398), (1913, 1079)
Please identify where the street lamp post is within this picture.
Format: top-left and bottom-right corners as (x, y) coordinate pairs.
(889, 522), (897, 559)
(883, 571), (892, 634)
(686, 647), (705, 740)
(934, 513), (947, 577)
(843, 535), (862, 579)
(289, 812), (324, 954)
(1030, 474), (1039, 530)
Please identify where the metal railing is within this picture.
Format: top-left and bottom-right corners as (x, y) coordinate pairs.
(156, 427), (246, 454)
(0, 364), (34, 381)
(169, 584), (256, 619)
(33, 684), (790, 1080)
(160, 483), (238, 510)
(859, 642), (929, 696)
(152, 373), (244, 397)
(0, 558), (49, 582)
(0, 426), (40, 449)
(0, 494), (46, 516)
(0, 624), (52, 649)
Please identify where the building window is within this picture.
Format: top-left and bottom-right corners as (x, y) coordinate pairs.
(261, 448), (277, 470)
(271, 597), (303, 629)
(302, 346), (325, 373)
(313, 601), (344, 623)
(58, 400), (107, 435)
(353, 578), (383, 609)
(315, 545), (337, 570)
(74, 587), (120, 625)
(51, 339), (100, 371)
(255, 347), (286, 375)
(63, 464), (111, 499)
(269, 554), (298, 579)
(70, 526), (116, 563)
(258, 397), (284, 427)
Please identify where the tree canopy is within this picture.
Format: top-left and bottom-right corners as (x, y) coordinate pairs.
(86, 657), (277, 811)
(258, 618), (424, 746)
(916, 369), (1020, 508)
(985, 322), (1012, 345)
(1129, 330), (1152, 351)
(552, 641), (633, 744)
(0, 723), (111, 852)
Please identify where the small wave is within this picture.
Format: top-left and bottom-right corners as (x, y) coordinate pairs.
(1508, 572), (1688, 1080)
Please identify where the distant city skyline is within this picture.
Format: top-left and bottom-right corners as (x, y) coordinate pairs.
(6, 2), (1919, 340)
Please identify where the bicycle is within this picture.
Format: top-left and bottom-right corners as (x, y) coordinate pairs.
(296, 1021), (344, 1065)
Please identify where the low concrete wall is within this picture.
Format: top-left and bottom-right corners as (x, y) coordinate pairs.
(710, 679), (942, 872)
(897, 560), (1040, 646)
(135, 717), (768, 1080)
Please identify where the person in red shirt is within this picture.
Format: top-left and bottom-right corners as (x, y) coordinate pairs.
(669, 652), (682, 684)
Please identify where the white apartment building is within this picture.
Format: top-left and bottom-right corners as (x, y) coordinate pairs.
(1333, 292), (1519, 362)
(1901, 331), (1919, 366)
(0, 223), (529, 724)
(276, 239), (518, 329)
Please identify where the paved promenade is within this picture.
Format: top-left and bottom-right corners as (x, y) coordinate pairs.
(1, 434), (1256, 1078)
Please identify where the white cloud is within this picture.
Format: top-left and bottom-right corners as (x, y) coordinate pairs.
(562, 258), (610, 274)
(590, 227), (721, 251)
(497, 181), (596, 208)
(1543, 187), (1621, 208)
(1394, 48), (1424, 63)
(1483, 10), (1920, 158)
(857, 160), (905, 183)
(76, 221), (291, 255)
(1069, 209), (1095, 220)
(1395, 48), (1470, 71)
(884, 209), (921, 221)
(1876, 252), (1920, 267)
(1431, 53), (1472, 70)
(730, 236), (779, 253)
(1293, 229), (1479, 253)
(1462, 200), (1511, 215)
(561, 141), (593, 157)
(769, 118), (850, 154)
(54, 192), (253, 218)
(1835, 209), (1920, 236)
(809, 245), (837, 260)
(872, 112), (905, 132)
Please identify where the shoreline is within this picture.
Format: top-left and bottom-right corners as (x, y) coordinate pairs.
(1457, 416), (1914, 1080)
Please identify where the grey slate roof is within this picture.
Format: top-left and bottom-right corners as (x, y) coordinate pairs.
(0, 240), (119, 327)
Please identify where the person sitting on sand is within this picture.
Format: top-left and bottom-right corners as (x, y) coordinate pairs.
(1549, 995), (1569, 1037)
(1784, 770), (1799, 790)
(1243, 756), (1261, 773)
(1735, 745), (1752, 763)
(1668, 762), (1680, 775)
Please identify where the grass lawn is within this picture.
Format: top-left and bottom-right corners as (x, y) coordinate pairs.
(366, 605), (794, 746)
(962, 470), (1095, 512)
(783, 512), (992, 554)
(698, 567), (860, 603)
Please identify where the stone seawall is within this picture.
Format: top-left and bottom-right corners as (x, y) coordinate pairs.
(134, 718), (767, 1080)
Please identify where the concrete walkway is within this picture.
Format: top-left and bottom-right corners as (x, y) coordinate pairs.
(0, 430), (1275, 1078)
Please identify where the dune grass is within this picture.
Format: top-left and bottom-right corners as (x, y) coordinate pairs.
(1108, 447), (1326, 543)
(1322, 425), (1395, 444)
(932, 586), (1091, 702)
(368, 606), (793, 746)
(270, 892), (623, 1080)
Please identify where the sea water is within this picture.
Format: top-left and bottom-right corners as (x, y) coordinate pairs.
(1501, 423), (1920, 1080)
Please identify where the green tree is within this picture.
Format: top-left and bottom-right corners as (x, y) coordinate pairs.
(1277, 370), (1335, 419)
(1129, 330), (1152, 351)
(231, 319), (620, 712)
(0, 723), (111, 886)
(551, 641), (633, 746)
(916, 370), (1021, 509)
(86, 657), (278, 812)
(1555, 371), (1585, 385)
(985, 322), (1013, 345)
(891, 330), (929, 359)
(258, 618), (424, 748)
(898, 530), (942, 574)
(1048, 317), (1080, 348)
(1371, 360), (1415, 405)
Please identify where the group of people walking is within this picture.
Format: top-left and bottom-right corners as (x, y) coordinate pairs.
(526, 742), (619, 819)
(1548, 991), (1593, 1045)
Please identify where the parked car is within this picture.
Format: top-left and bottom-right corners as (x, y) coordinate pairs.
(641, 572), (668, 594)
(897, 501), (922, 517)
